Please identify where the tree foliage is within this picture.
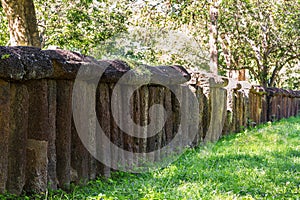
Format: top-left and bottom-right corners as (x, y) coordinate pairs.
(95, 1), (210, 70)
(218, 0), (300, 87)
(0, 3), (8, 46)
(34, 0), (129, 54)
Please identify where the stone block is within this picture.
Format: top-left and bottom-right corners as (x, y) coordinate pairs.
(0, 80), (10, 193)
(25, 139), (48, 193)
(56, 80), (73, 190)
(6, 83), (29, 194)
(96, 83), (111, 177)
(47, 80), (58, 190)
(204, 82), (227, 142)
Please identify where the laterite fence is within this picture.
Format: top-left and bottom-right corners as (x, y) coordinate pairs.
(0, 47), (299, 194)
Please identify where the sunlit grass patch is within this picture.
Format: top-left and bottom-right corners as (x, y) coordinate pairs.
(1, 116), (299, 200)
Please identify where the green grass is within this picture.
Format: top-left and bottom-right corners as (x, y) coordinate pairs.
(2, 117), (300, 200)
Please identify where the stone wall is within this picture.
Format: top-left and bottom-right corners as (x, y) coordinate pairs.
(220, 80), (300, 135)
(0, 47), (299, 194)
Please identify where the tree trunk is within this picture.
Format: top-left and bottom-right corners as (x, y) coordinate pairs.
(1, 0), (40, 48)
(209, 0), (220, 75)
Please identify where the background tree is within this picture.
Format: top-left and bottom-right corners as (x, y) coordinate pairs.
(0, 0), (128, 52)
(96, 0), (211, 70)
(1, 0), (40, 47)
(34, 0), (129, 53)
(218, 0), (300, 87)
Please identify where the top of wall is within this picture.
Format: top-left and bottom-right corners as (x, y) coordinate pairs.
(0, 46), (190, 85)
(1, 46), (299, 97)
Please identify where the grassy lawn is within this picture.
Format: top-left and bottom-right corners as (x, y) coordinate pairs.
(3, 116), (300, 200)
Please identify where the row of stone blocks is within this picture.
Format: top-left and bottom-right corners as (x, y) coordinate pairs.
(0, 46), (299, 194)
(0, 79), (203, 194)
(189, 71), (300, 136)
(0, 46), (211, 194)
(224, 83), (300, 134)
(0, 79), (226, 194)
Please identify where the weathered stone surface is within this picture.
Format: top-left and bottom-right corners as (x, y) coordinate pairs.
(56, 80), (73, 190)
(249, 86), (268, 125)
(96, 83), (111, 177)
(114, 64), (190, 86)
(26, 80), (50, 141)
(0, 80), (10, 193)
(24, 79), (51, 193)
(164, 88), (173, 146)
(223, 79), (252, 135)
(266, 87), (300, 98)
(193, 86), (205, 145)
(24, 139), (48, 193)
(146, 86), (158, 163)
(265, 87), (300, 121)
(86, 82), (97, 179)
(6, 83), (29, 194)
(150, 86), (164, 161)
(190, 86), (201, 142)
(189, 72), (216, 139)
(261, 95), (268, 123)
(181, 85), (199, 147)
(178, 86), (187, 147)
(45, 49), (98, 80)
(133, 88), (141, 162)
(171, 86), (181, 148)
(71, 79), (93, 183)
(47, 80), (58, 190)
(0, 46), (52, 80)
(71, 120), (89, 184)
(222, 79), (239, 134)
(0, 47), (25, 80)
(204, 78), (228, 142)
(138, 86), (149, 164)
(72, 79), (98, 180)
(1, 47), (190, 85)
(109, 83), (124, 170)
(121, 85), (134, 169)
(98, 60), (131, 83)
